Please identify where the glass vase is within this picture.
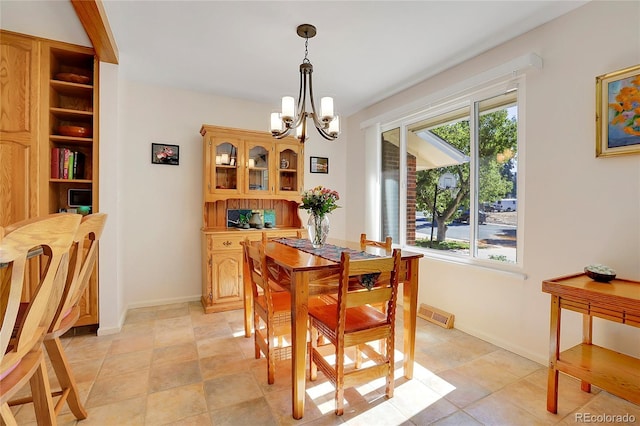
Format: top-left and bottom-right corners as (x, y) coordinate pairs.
(307, 213), (329, 248)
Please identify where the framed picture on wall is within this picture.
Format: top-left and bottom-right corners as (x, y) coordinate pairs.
(596, 64), (640, 157)
(151, 143), (180, 165)
(310, 156), (329, 174)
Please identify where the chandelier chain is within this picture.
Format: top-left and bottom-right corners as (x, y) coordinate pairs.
(303, 36), (310, 64)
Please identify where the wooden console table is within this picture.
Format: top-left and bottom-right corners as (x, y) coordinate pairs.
(542, 273), (640, 413)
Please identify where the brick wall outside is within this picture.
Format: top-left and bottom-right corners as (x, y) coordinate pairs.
(381, 139), (417, 246)
(381, 140), (399, 242)
(406, 153), (416, 246)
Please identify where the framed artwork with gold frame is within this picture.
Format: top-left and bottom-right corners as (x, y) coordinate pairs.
(596, 64), (640, 157)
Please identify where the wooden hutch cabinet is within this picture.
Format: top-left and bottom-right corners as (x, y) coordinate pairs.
(200, 125), (304, 313)
(0, 30), (100, 326)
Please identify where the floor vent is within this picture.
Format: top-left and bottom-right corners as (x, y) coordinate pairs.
(417, 304), (454, 329)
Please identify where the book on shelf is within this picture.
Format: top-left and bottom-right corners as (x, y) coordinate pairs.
(58, 149), (63, 179)
(62, 149), (70, 179)
(68, 151), (74, 180)
(51, 147), (60, 179)
(73, 151), (85, 179)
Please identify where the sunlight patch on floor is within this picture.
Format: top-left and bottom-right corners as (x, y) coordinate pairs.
(305, 356), (456, 419)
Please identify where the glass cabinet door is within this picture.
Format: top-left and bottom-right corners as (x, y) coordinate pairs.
(276, 144), (301, 194)
(246, 142), (270, 194)
(212, 139), (241, 193)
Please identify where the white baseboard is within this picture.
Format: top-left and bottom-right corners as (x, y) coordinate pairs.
(97, 295), (201, 336)
(97, 308), (127, 336)
(126, 295), (201, 310)
(454, 321), (547, 366)
(97, 324), (121, 336)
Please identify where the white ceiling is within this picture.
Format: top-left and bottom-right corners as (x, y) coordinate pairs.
(1, 1), (589, 116)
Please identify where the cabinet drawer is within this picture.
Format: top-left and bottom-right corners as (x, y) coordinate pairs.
(210, 235), (246, 250)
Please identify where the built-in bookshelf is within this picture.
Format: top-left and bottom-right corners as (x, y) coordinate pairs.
(47, 44), (97, 216)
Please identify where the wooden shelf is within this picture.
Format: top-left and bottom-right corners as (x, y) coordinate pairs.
(50, 179), (92, 184)
(50, 79), (93, 95)
(50, 107), (93, 120)
(50, 135), (93, 144)
(557, 343), (640, 405)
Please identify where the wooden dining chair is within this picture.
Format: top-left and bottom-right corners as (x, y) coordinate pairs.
(259, 230), (307, 292)
(1, 213), (82, 426)
(308, 249), (402, 415)
(9, 213), (107, 420)
(242, 238), (292, 384)
(360, 233), (392, 254)
(359, 234), (393, 314)
(260, 232), (292, 293)
(323, 234), (394, 306)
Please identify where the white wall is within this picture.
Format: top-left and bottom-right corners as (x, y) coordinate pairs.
(97, 61), (124, 334)
(347, 0), (640, 364)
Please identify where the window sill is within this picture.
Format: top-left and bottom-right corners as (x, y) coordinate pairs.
(408, 245), (528, 280)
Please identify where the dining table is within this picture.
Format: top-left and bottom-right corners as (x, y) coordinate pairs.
(242, 237), (424, 419)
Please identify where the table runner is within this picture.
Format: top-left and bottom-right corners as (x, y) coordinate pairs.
(273, 238), (380, 262)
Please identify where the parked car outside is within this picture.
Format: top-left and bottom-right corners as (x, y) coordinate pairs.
(455, 209), (486, 224)
(491, 198), (517, 212)
(481, 202), (495, 212)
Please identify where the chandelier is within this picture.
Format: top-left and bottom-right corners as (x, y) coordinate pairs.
(270, 24), (340, 143)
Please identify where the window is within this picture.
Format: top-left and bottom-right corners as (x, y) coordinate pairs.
(380, 83), (520, 265)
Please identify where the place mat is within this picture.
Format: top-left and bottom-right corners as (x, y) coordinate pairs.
(273, 238), (379, 263)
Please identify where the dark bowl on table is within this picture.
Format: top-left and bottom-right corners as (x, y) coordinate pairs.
(584, 268), (616, 283)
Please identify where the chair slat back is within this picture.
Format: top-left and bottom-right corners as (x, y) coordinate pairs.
(346, 287), (392, 309)
(360, 233), (392, 254)
(0, 214), (81, 372)
(50, 213), (107, 333)
(242, 239), (271, 302)
(336, 249), (401, 324)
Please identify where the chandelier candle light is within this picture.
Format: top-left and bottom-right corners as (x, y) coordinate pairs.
(270, 24), (340, 143)
(300, 186), (340, 248)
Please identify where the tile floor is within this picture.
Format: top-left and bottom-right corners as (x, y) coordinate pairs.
(9, 301), (640, 425)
